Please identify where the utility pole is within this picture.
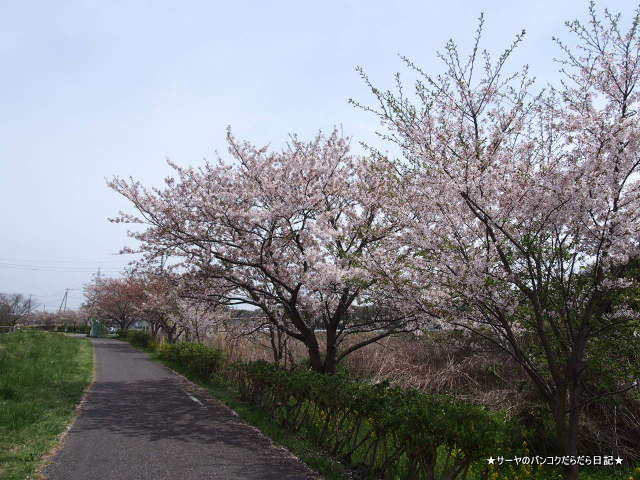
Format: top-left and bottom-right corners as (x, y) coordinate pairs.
(58, 289), (70, 313)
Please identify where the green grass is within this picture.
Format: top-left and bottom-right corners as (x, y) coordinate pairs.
(0, 331), (94, 480)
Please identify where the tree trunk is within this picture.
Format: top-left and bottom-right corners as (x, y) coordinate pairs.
(166, 324), (177, 344)
(551, 387), (581, 480)
(303, 330), (328, 373)
(323, 325), (338, 374)
(304, 339), (338, 374)
(269, 326), (283, 365)
(151, 322), (161, 337)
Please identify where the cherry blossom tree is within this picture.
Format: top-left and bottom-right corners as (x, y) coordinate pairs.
(354, 3), (640, 477)
(134, 273), (184, 342)
(83, 276), (146, 331)
(135, 269), (230, 343)
(176, 298), (228, 343)
(109, 130), (416, 373)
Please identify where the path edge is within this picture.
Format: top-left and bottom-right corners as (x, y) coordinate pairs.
(139, 344), (321, 479)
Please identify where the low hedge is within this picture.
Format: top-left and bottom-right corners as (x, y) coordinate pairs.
(19, 324), (90, 333)
(115, 329), (153, 349)
(237, 360), (504, 479)
(127, 330), (153, 349)
(157, 342), (226, 379)
(115, 329), (128, 339)
(57, 324), (90, 334)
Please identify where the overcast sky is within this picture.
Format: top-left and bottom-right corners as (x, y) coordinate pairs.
(0, 0), (633, 310)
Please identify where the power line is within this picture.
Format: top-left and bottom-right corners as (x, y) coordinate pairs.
(0, 262), (122, 273)
(0, 255), (131, 264)
(32, 291), (78, 300)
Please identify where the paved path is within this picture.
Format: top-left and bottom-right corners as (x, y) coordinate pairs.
(42, 338), (316, 480)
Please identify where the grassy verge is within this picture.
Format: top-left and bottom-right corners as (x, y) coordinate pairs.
(0, 331), (93, 480)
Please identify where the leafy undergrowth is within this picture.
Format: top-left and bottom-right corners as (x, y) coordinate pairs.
(0, 331), (93, 480)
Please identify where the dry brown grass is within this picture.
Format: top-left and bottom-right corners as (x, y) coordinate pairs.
(201, 328), (639, 460)
(204, 330), (308, 365)
(205, 328), (529, 412)
(343, 332), (529, 413)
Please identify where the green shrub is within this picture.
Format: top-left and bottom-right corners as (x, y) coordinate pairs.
(126, 330), (153, 349)
(115, 329), (129, 340)
(509, 403), (558, 457)
(54, 324), (90, 334)
(237, 360), (504, 479)
(157, 342), (225, 379)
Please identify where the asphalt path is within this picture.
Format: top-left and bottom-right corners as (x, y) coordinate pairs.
(42, 338), (317, 480)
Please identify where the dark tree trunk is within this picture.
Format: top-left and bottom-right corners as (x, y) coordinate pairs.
(323, 324), (338, 374)
(269, 326), (285, 365)
(551, 386), (582, 480)
(303, 332), (339, 374)
(165, 324), (178, 343)
(306, 339), (324, 372)
(151, 322), (161, 337)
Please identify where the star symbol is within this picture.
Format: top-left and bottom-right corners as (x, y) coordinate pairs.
(615, 456), (623, 465)
(487, 457), (495, 464)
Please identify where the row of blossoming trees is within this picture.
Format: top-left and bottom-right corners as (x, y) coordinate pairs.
(105, 4), (639, 476)
(83, 273), (231, 343)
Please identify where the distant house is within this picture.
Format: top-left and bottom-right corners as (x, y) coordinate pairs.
(129, 320), (150, 331)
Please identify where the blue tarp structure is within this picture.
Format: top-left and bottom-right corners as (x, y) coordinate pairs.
(88, 318), (105, 338)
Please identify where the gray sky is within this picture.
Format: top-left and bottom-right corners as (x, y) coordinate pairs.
(0, 0), (632, 310)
